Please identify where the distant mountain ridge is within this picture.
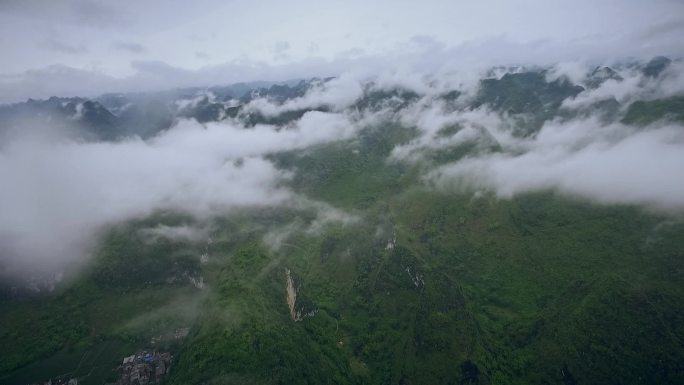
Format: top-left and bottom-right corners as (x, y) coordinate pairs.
(0, 56), (681, 143)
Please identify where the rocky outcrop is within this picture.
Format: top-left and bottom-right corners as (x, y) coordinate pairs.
(285, 268), (317, 322)
(285, 268), (299, 320)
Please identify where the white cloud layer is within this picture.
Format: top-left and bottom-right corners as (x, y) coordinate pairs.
(0, 111), (357, 276)
(2, 44), (684, 279)
(429, 119), (684, 211)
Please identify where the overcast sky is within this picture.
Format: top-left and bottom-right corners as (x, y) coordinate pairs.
(1, 0), (683, 101)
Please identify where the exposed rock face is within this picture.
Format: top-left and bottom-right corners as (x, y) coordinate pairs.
(385, 231), (397, 251)
(285, 268), (299, 321)
(404, 266), (425, 289)
(285, 268), (316, 322)
(189, 275), (204, 289)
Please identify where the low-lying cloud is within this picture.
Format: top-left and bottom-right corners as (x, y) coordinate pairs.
(242, 63), (684, 214)
(0, 111), (358, 276)
(2, 57), (684, 280)
(429, 119), (684, 211)
(139, 224), (211, 244)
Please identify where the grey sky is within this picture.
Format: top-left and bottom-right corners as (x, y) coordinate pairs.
(1, 0), (683, 101)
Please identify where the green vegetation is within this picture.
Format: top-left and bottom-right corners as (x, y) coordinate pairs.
(161, 186), (683, 384)
(2, 108), (684, 384)
(269, 122), (419, 209)
(622, 96), (684, 126)
(472, 72), (585, 134)
(0, 213), (205, 385)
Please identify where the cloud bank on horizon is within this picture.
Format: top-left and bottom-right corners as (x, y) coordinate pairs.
(1, 0), (684, 102)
